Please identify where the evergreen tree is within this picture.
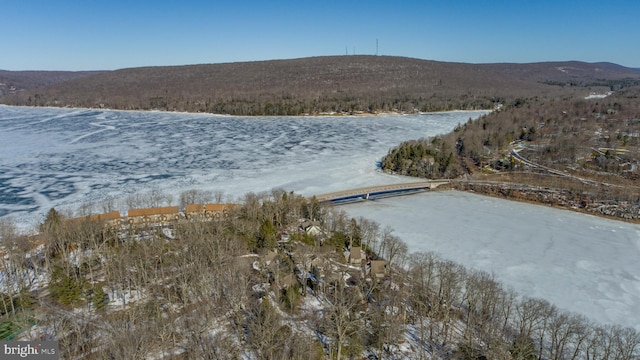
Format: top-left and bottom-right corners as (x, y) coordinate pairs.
(258, 219), (278, 250)
(49, 265), (85, 307)
(39, 208), (62, 235)
(91, 283), (109, 312)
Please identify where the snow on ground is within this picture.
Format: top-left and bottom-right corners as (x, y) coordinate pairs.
(342, 191), (640, 331)
(0, 266), (47, 293)
(105, 288), (144, 309)
(585, 91), (613, 99)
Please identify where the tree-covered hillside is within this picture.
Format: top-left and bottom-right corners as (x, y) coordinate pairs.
(3, 56), (639, 115)
(382, 87), (640, 220)
(1, 189), (639, 358)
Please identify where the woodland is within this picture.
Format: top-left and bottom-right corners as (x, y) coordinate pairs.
(0, 189), (639, 359)
(381, 86), (640, 222)
(2, 56), (640, 115)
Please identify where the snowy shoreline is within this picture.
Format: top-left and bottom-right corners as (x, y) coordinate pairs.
(0, 103), (492, 118)
(0, 106), (489, 230)
(342, 190), (640, 331)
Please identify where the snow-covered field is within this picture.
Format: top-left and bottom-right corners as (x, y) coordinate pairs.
(0, 105), (486, 228)
(342, 191), (640, 331)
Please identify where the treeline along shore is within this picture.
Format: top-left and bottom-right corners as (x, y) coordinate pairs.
(2, 55), (640, 115)
(382, 86), (640, 222)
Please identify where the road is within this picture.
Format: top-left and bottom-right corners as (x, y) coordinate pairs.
(313, 180), (451, 204)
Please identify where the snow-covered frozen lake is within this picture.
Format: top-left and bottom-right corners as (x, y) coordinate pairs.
(1, 105), (638, 331)
(0, 105), (486, 226)
(342, 191), (640, 331)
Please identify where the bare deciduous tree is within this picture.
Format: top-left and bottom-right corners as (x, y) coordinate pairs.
(320, 283), (366, 360)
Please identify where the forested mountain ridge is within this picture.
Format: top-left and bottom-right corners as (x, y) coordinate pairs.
(2, 56), (639, 115)
(0, 70), (105, 96)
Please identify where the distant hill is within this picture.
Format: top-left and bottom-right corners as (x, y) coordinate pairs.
(0, 70), (105, 96)
(1, 56), (639, 115)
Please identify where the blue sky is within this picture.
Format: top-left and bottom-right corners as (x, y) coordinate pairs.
(3, 0), (639, 71)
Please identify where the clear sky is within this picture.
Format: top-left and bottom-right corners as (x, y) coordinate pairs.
(3, 0), (639, 71)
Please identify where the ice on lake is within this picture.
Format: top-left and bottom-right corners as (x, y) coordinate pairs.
(1, 105), (638, 331)
(0, 105), (486, 226)
(342, 191), (640, 331)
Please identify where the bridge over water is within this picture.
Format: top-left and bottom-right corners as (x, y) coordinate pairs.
(313, 180), (450, 204)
